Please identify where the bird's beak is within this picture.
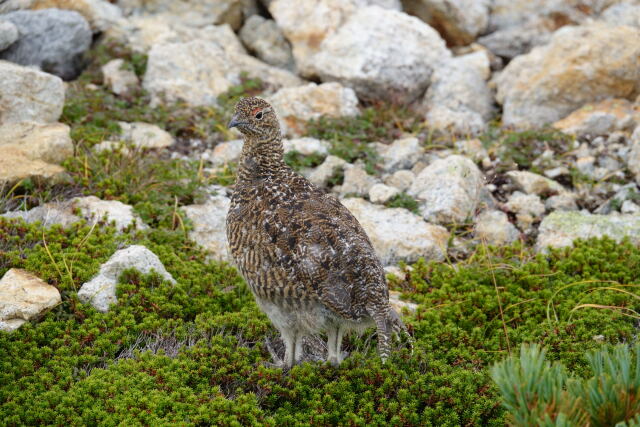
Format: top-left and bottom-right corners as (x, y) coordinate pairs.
(228, 114), (243, 129)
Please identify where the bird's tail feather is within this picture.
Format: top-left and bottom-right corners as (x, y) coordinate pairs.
(371, 306), (414, 362)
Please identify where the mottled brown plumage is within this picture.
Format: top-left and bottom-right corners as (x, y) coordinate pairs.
(225, 97), (409, 367)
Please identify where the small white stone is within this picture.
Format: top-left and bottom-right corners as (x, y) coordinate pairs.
(475, 209), (520, 246)
(377, 137), (423, 172)
(368, 183), (400, 204)
(102, 58), (139, 96)
(389, 290), (418, 314)
(182, 194), (231, 261)
(408, 155), (484, 224)
(545, 193), (578, 212)
(384, 169), (415, 191)
(621, 200), (640, 214)
(78, 245), (175, 312)
(207, 139), (244, 166)
(455, 138), (488, 162)
(116, 122), (174, 149)
(307, 155), (347, 187)
(576, 156), (596, 177)
(0, 20), (18, 51)
(282, 137), (330, 156)
(340, 165), (378, 197)
(506, 170), (565, 196)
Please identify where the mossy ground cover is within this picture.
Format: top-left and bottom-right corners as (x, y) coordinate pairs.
(2, 215), (640, 425)
(2, 40), (640, 426)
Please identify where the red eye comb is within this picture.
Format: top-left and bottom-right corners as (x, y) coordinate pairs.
(251, 107), (262, 115)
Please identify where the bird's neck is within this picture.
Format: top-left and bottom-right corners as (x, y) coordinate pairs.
(237, 134), (287, 181)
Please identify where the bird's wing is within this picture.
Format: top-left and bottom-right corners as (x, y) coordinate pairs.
(267, 191), (386, 319)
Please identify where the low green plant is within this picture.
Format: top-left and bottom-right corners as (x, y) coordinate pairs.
(283, 151), (326, 172)
(481, 127), (573, 174)
(63, 146), (208, 229)
(2, 225), (640, 425)
(306, 104), (423, 174)
(491, 343), (640, 426)
(385, 192), (420, 214)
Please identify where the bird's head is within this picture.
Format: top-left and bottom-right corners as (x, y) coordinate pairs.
(228, 97), (280, 139)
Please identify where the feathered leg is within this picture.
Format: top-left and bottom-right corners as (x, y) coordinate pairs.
(282, 330), (295, 368)
(327, 326), (344, 366)
(294, 333), (305, 364)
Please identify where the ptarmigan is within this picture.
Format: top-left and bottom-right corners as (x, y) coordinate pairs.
(226, 97), (409, 367)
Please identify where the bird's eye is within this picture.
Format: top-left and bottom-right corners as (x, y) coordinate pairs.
(255, 111), (263, 120)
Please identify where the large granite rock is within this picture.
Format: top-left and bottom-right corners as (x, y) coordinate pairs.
(342, 197), (449, 265)
(0, 60), (65, 125)
(423, 51), (493, 136)
(268, 0), (371, 77)
(107, 17), (246, 54)
(239, 15), (294, 70)
(117, 0), (244, 29)
(0, 121), (72, 184)
(143, 39), (302, 107)
(495, 24), (640, 129)
(31, 0), (123, 32)
(268, 82), (359, 137)
(0, 9), (92, 80)
(312, 6), (451, 103)
(553, 98), (640, 137)
(401, 0), (490, 46)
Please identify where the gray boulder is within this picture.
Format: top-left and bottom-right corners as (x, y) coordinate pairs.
(1, 9), (92, 80)
(312, 6), (451, 104)
(239, 15), (294, 70)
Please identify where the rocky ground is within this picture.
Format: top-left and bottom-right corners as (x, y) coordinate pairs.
(1, 0), (640, 425)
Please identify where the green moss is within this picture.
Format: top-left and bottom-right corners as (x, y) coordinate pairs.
(385, 192), (420, 214)
(2, 219), (639, 425)
(283, 151), (326, 172)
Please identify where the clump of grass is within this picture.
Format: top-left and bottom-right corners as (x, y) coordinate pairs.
(306, 103), (423, 174)
(283, 151), (326, 172)
(63, 146), (207, 229)
(385, 192), (420, 214)
(480, 126), (574, 173)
